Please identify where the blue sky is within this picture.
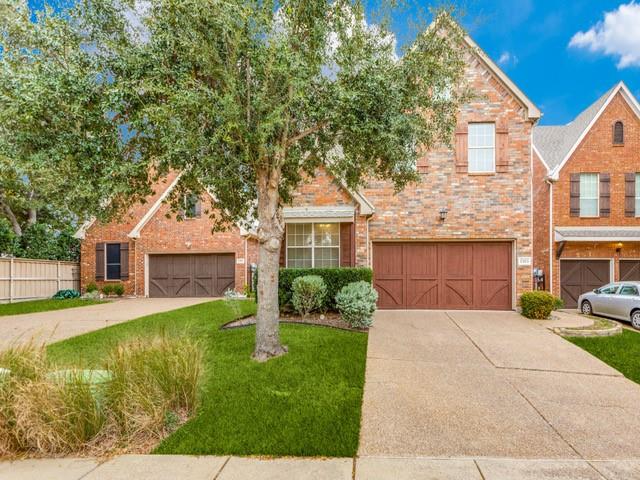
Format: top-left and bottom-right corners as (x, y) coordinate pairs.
(29, 0), (640, 125)
(382, 0), (640, 125)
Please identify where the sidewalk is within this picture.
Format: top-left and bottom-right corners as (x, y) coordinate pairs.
(2, 454), (639, 479)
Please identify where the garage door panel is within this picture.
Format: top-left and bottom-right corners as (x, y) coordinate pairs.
(374, 242), (512, 310)
(375, 279), (404, 308)
(560, 260), (611, 309)
(620, 260), (640, 281)
(443, 280), (473, 308)
(407, 279), (439, 308)
(149, 254), (235, 298)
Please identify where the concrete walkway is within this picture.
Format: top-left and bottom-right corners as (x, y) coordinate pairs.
(0, 297), (213, 347)
(359, 310), (640, 460)
(3, 455), (640, 480)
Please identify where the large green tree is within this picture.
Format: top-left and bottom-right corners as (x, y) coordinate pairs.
(0, 0), (468, 360)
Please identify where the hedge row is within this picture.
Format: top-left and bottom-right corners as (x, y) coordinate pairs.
(254, 267), (373, 310)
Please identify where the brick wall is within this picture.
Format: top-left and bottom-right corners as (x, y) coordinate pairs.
(550, 92), (640, 295)
(532, 151), (550, 288)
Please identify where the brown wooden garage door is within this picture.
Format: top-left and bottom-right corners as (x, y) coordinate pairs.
(620, 260), (640, 281)
(373, 242), (512, 310)
(560, 260), (611, 309)
(149, 254), (235, 297)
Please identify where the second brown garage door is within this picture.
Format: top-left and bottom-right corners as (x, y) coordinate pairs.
(560, 260), (611, 309)
(149, 253), (235, 297)
(373, 242), (512, 310)
(620, 260), (640, 281)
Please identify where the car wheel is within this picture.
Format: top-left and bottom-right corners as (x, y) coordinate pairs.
(631, 311), (640, 330)
(581, 301), (592, 316)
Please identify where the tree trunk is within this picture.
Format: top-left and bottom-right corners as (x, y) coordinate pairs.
(27, 208), (37, 226)
(253, 167), (287, 361)
(0, 199), (22, 236)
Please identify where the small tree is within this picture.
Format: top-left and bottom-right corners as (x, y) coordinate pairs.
(0, 0), (468, 360)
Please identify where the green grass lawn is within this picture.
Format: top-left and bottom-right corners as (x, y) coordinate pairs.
(47, 300), (368, 457)
(0, 298), (107, 316)
(568, 329), (640, 384)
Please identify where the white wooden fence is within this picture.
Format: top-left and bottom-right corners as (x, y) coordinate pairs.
(0, 258), (80, 303)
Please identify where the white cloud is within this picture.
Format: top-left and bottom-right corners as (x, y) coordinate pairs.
(569, 2), (640, 68)
(497, 51), (518, 67)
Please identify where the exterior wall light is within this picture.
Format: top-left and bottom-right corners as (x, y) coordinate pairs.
(439, 207), (448, 222)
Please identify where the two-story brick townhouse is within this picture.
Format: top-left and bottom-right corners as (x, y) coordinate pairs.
(533, 82), (640, 308)
(77, 31), (541, 310)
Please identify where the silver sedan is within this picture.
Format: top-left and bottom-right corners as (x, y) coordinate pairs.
(578, 282), (640, 330)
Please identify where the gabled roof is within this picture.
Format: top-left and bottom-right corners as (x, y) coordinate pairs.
(534, 82), (640, 178)
(463, 35), (541, 121)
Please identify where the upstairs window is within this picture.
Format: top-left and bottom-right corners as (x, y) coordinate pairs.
(579, 173), (599, 217)
(182, 194), (201, 219)
(613, 121), (624, 145)
(468, 123), (495, 173)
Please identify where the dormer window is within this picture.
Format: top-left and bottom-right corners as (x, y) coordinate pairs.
(613, 121), (624, 145)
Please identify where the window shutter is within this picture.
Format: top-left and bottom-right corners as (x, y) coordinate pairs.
(95, 243), (105, 281)
(279, 226), (286, 268)
(570, 173), (580, 217)
(495, 120), (509, 173)
(599, 173), (611, 217)
(120, 242), (129, 280)
(194, 200), (202, 217)
(455, 123), (468, 173)
(340, 222), (355, 267)
(626, 173), (636, 217)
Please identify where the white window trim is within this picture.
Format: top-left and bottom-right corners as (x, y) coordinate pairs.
(105, 242), (122, 281)
(468, 123), (496, 173)
(579, 173), (600, 218)
(285, 223), (341, 269)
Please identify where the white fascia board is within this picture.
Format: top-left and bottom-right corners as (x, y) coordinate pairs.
(532, 144), (551, 175)
(128, 172), (183, 239)
(74, 218), (96, 239)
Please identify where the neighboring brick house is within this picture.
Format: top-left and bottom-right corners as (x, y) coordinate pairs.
(532, 82), (640, 308)
(77, 33), (541, 310)
(76, 171), (257, 297)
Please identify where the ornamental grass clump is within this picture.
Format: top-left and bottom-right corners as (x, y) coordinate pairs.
(291, 275), (327, 317)
(105, 335), (203, 441)
(335, 281), (378, 328)
(0, 335), (203, 457)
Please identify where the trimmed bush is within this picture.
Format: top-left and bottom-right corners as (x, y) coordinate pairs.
(279, 268), (373, 310)
(291, 275), (327, 317)
(520, 291), (561, 320)
(335, 281), (378, 328)
(112, 284), (125, 297)
(86, 282), (98, 293)
(102, 284), (125, 297)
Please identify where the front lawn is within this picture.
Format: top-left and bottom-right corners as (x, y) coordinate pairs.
(47, 300), (368, 457)
(0, 298), (106, 316)
(568, 329), (640, 384)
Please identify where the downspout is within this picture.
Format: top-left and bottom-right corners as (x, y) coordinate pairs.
(546, 178), (554, 293)
(366, 216), (372, 267)
(133, 238), (138, 296)
(244, 236), (248, 290)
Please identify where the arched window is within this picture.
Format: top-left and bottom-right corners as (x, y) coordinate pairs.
(613, 121), (624, 145)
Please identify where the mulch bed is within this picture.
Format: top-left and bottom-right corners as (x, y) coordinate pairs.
(221, 311), (368, 332)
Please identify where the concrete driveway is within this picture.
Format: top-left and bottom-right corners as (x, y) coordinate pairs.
(0, 297), (213, 347)
(359, 310), (640, 460)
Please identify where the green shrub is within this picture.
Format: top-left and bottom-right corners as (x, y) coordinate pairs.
(53, 289), (80, 300)
(112, 284), (125, 297)
(279, 268), (373, 310)
(86, 282), (98, 293)
(101, 284), (113, 296)
(335, 281), (378, 328)
(102, 284), (124, 296)
(553, 296), (564, 310)
(291, 275), (327, 317)
(520, 291), (561, 319)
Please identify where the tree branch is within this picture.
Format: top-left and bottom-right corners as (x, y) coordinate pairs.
(286, 122), (327, 147)
(0, 196), (22, 236)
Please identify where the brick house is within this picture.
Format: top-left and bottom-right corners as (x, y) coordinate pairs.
(532, 82), (640, 308)
(77, 33), (541, 310)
